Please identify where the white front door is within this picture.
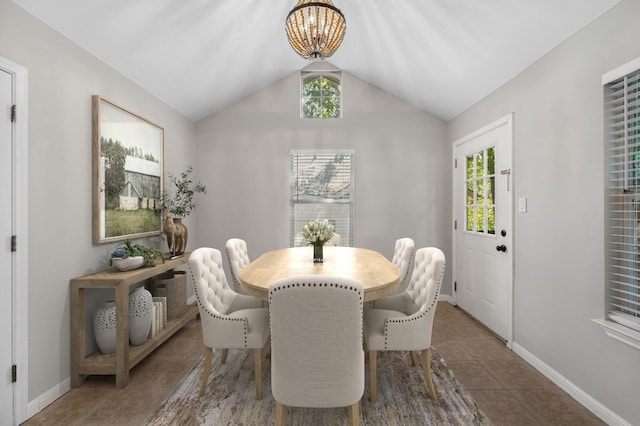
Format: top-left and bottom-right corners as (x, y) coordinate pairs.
(453, 114), (514, 343)
(0, 68), (14, 423)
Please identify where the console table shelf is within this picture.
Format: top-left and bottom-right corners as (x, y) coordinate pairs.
(70, 253), (197, 388)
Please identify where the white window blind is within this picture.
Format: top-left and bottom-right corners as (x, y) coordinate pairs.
(290, 150), (354, 247)
(605, 65), (640, 332)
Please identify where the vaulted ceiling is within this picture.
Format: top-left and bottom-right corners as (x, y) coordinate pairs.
(13, 0), (621, 121)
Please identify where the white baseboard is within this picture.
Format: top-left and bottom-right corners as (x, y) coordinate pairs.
(26, 299), (199, 422)
(438, 294), (452, 303)
(27, 377), (71, 420)
(512, 342), (630, 426)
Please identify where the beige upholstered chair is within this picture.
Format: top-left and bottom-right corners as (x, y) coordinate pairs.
(364, 247), (445, 402)
(189, 247), (270, 399)
(269, 276), (365, 426)
(377, 238), (415, 301)
(225, 238), (251, 294)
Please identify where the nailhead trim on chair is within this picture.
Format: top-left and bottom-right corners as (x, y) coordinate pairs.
(382, 256), (446, 350)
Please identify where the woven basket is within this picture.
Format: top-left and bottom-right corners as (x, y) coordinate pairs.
(150, 271), (187, 321)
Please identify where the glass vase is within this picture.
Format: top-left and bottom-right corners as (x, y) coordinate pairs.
(313, 245), (324, 263)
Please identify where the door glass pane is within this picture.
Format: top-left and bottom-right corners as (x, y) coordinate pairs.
(476, 151), (485, 178)
(487, 147), (495, 175)
(464, 146), (496, 234)
(487, 176), (495, 205)
(487, 206), (495, 234)
(466, 207), (474, 231)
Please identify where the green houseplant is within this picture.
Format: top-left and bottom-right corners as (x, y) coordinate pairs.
(110, 240), (165, 270)
(161, 166), (207, 218)
(160, 166), (206, 256)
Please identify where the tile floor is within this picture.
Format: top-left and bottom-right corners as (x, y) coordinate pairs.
(22, 302), (605, 425)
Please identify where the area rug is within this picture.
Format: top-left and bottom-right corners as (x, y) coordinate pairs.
(146, 347), (491, 425)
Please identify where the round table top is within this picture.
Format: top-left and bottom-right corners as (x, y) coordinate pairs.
(238, 246), (400, 302)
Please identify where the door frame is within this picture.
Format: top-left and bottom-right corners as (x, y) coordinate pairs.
(451, 113), (514, 347)
(0, 56), (29, 425)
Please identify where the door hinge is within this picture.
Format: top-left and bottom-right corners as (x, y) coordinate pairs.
(11, 105), (16, 122)
(12, 365), (16, 383)
(454, 220), (457, 230)
(454, 281), (457, 292)
(454, 158), (457, 168)
(11, 235), (17, 252)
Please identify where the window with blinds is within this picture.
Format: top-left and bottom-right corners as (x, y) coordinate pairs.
(290, 150), (354, 247)
(605, 61), (640, 333)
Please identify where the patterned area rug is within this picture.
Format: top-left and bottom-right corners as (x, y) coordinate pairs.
(146, 347), (491, 425)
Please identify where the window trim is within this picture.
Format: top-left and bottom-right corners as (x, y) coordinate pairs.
(598, 56), (640, 350)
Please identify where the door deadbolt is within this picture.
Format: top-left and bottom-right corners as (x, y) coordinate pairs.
(496, 245), (507, 252)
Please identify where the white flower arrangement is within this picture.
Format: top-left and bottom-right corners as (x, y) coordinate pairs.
(302, 219), (335, 247)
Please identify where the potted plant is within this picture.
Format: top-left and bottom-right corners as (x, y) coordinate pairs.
(160, 166), (207, 256)
(161, 166), (207, 218)
(110, 240), (165, 271)
(162, 166), (207, 257)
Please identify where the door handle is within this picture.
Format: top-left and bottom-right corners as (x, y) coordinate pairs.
(496, 245), (507, 252)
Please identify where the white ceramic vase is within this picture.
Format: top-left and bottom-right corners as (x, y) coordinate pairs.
(112, 256), (145, 272)
(129, 287), (153, 345)
(94, 301), (116, 354)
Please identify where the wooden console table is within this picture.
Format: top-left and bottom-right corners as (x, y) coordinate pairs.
(70, 253), (198, 388)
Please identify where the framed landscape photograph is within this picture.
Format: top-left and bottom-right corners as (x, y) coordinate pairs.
(92, 95), (164, 244)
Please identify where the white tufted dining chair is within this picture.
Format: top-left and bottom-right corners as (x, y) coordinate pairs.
(189, 247), (270, 399)
(379, 238), (415, 301)
(269, 276), (364, 426)
(225, 238), (251, 294)
(364, 247), (445, 402)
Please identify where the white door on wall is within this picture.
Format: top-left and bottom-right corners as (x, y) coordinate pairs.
(452, 114), (514, 343)
(0, 68), (14, 423)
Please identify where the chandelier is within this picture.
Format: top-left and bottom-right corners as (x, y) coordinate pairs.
(285, 0), (346, 60)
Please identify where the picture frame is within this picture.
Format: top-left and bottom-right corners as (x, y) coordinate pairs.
(92, 95), (164, 244)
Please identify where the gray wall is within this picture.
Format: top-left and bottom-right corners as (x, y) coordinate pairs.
(0, 1), (198, 402)
(447, 0), (640, 423)
(194, 71), (449, 275)
(3, 0), (639, 423)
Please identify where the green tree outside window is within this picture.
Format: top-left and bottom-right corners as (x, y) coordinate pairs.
(302, 74), (341, 119)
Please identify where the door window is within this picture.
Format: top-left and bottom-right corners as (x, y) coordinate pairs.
(465, 147), (496, 234)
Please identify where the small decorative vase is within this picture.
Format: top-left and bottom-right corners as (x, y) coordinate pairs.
(163, 215), (189, 256)
(313, 244), (324, 263)
(94, 301), (116, 354)
(129, 287), (153, 345)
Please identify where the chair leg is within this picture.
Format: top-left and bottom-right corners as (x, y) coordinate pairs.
(199, 346), (213, 397)
(275, 401), (286, 426)
(220, 348), (228, 364)
(410, 350), (420, 366)
(421, 348), (437, 399)
(347, 401), (360, 426)
(255, 348), (263, 400)
(369, 350), (377, 402)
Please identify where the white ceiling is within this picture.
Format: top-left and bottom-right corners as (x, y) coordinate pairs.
(13, 0), (621, 122)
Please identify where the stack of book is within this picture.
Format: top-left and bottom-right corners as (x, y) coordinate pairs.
(149, 296), (167, 338)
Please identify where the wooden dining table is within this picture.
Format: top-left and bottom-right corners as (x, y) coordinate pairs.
(238, 246), (400, 302)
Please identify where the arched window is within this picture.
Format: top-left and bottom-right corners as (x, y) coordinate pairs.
(301, 70), (342, 119)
